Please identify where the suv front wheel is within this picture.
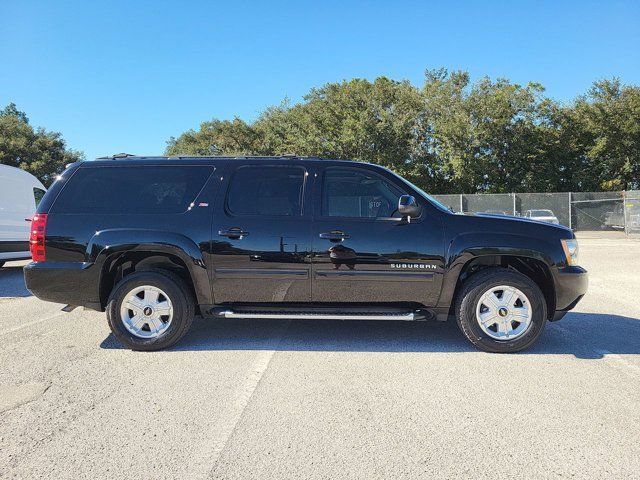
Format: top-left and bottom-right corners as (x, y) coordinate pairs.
(456, 267), (548, 353)
(106, 270), (195, 351)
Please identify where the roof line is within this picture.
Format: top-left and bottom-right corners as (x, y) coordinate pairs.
(94, 154), (327, 161)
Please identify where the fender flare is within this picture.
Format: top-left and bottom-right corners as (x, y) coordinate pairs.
(437, 232), (558, 309)
(87, 229), (211, 306)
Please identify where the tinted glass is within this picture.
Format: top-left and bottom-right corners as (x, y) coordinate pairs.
(227, 166), (305, 216)
(52, 166), (213, 214)
(33, 188), (46, 207)
(322, 168), (404, 218)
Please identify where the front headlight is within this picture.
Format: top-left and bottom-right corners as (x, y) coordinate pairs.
(561, 239), (579, 266)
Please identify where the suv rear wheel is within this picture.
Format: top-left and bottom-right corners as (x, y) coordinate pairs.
(456, 267), (547, 353)
(106, 270), (195, 351)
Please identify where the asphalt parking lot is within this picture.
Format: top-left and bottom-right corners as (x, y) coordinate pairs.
(1, 238), (639, 479)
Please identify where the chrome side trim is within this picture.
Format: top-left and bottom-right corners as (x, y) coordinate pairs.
(314, 270), (434, 282)
(217, 310), (416, 321)
(214, 268), (309, 279)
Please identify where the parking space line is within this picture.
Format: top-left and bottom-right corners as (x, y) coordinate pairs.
(0, 311), (66, 336)
(551, 324), (639, 375)
(594, 349), (640, 376)
(206, 320), (290, 474)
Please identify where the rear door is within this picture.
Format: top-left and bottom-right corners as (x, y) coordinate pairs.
(210, 163), (313, 303)
(310, 165), (444, 306)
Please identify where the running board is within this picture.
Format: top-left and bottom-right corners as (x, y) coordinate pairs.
(214, 309), (427, 321)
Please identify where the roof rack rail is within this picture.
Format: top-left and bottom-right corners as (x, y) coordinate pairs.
(95, 153), (137, 159)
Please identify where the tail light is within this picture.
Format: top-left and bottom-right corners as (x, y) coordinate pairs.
(29, 214), (48, 262)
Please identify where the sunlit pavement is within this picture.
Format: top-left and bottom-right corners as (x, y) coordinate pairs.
(1, 239), (639, 479)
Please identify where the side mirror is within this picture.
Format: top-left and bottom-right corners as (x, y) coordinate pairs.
(398, 195), (421, 221)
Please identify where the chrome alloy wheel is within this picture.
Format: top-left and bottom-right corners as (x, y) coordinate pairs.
(120, 285), (173, 339)
(475, 285), (532, 341)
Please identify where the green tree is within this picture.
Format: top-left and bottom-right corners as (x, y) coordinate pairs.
(256, 78), (425, 182)
(165, 72), (640, 194)
(166, 117), (258, 156)
(0, 103), (84, 185)
(571, 79), (640, 190)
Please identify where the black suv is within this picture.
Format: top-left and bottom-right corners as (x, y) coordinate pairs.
(24, 156), (587, 352)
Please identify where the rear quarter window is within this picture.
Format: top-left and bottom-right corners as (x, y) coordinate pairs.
(50, 165), (213, 214)
(33, 188), (46, 207)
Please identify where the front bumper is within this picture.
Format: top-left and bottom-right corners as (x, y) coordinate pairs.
(24, 261), (103, 310)
(551, 265), (588, 320)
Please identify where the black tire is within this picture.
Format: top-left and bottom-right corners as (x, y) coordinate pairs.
(0, 261), (5, 269)
(106, 270), (195, 351)
(455, 267), (547, 353)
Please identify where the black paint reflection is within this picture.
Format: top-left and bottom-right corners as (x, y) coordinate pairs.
(328, 244), (357, 270)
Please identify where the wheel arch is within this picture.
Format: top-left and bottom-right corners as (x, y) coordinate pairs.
(444, 254), (556, 320)
(439, 233), (558, 319)
(87, 229), (211, 311)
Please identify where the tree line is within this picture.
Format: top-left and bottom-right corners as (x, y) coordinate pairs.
(0, 103), (83, 185)
(2, 69), (639, 192)
(166, 69), (640, 193)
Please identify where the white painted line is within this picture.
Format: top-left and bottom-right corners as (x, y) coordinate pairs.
(0, 382), (51, 413)
(206, 320), (290, 473)
(0, 311), (66, 336)
(594, 349), (640, 376)
(552, 326), (639, 375)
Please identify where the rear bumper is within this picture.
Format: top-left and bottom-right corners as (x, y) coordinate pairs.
(23, 262), (103, 310)
(551, 265), (588, 320)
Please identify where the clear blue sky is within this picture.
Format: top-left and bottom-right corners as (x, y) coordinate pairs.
(1, 0), (639, 160)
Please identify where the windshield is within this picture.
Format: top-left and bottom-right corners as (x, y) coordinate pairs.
(384, 168), (453, 213)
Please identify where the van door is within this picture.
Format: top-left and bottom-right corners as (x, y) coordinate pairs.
(210, 164), (313, 304)
(310, 165), (444, 306)
(0, 174), (35, 258)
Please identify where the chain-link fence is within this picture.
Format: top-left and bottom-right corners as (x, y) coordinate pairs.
(626, 190), (640, 238)
(432, 194), (462, 213)
(432, 191), (639, 237)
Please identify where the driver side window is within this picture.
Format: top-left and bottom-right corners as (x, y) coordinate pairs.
(322, 167), (405, 218)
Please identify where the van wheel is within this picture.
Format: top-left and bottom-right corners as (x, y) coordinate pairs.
(455, 267), (547, 353)
(106, 270), (195, 351)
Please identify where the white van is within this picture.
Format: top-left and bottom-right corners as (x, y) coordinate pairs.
(0, 164), (46, 267)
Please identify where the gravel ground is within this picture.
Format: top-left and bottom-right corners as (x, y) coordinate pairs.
(0, 238), (639, 479)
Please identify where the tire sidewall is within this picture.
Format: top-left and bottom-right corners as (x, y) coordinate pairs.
(107, 271), (190, 351)
(458, 270), (547, 353)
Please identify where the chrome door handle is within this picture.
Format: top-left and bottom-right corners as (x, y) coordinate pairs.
(319, 231), (350, 242)
(218, 227), (249, 239)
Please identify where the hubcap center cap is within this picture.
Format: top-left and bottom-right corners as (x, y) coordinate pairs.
(498, 307), (509, 317)
(143, 306), (153, 317)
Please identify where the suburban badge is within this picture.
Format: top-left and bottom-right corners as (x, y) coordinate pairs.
(390, 263), (437, 269)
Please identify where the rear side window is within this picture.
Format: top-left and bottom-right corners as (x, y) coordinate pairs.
(33, 188), (46, 207)
(51, 166), (213, 214)
(226, 166), (305, 216)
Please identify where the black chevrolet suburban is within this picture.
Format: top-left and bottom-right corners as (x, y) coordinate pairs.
(24, 156), (588, 353)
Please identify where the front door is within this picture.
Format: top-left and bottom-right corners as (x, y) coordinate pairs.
(311, 166), (444, 306)
(210, 164), (313, 304)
